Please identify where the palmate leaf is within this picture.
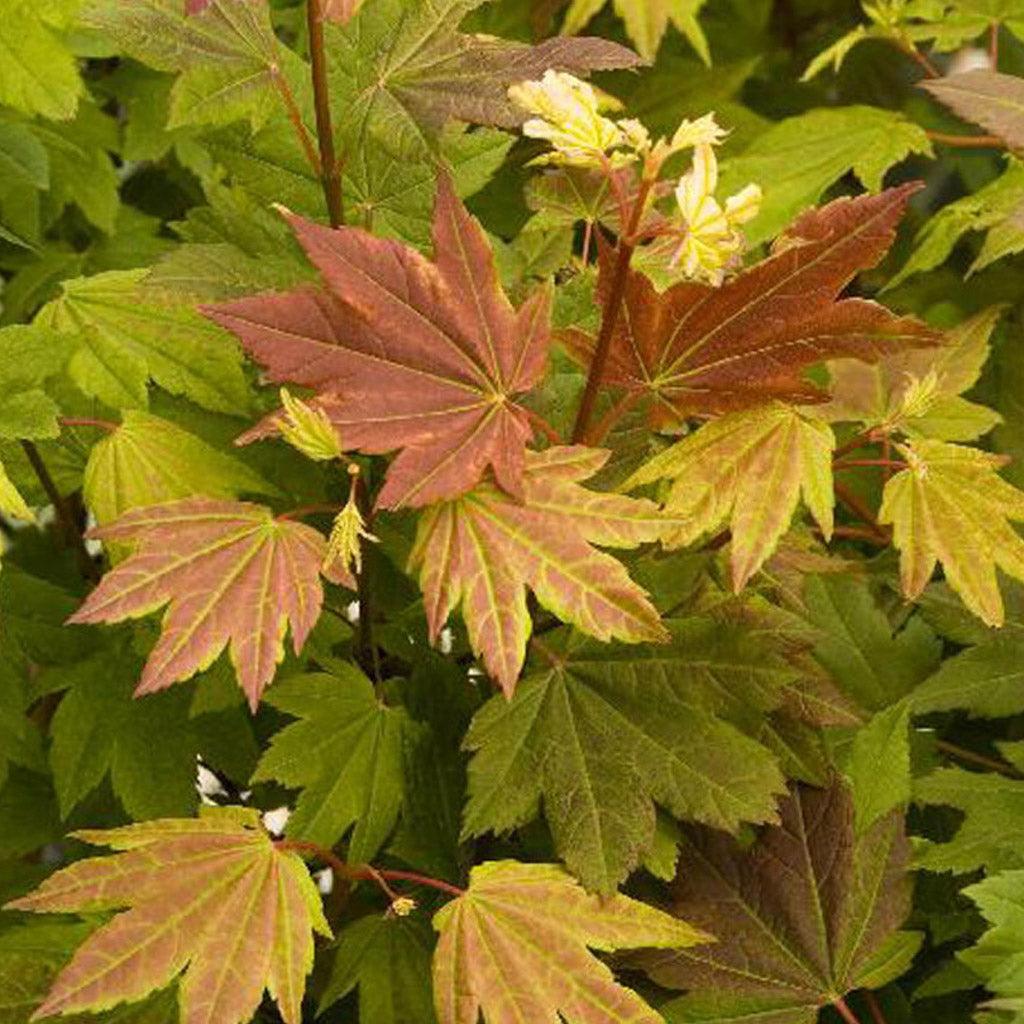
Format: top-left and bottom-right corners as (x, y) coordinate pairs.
(637, 777), (920, 1024)
(409, 446), (669, 695)
(880, 438), (1024, 626)
(960, 868), (1024, 1017)
(5, 808), (331, 1024)
(431, 860), (707, 1024)
(82, 0), (296, 130)
(566, 185), (939, 425)
(68, 498), (351, 710)
(462, 622), (788, 893)
(207, 175), (552, 510)
(922, 71), (1024, 151)
(623, 402), (835, 591)
(561, 0), (712, 63)
(252, 668), (413, 860)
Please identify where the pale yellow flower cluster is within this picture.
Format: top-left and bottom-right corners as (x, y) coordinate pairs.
(325, 467), (378, 578)
(508, 71), (762, 286)
(671, 143), (762, 286)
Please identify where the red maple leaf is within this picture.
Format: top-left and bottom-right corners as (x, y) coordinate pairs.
(564, 184), (940, 424)
(204, 175), (552, 509)
(69, 499), (347, 710)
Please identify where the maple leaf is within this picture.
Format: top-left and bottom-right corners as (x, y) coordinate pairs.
(562, 0), (712, 63)
(409, 446), (670, 695)
(879, 438), (1024, 627)
(67, 498), (352, 710)
(636, 777), (921, 1024)
(622, 402), (836, 591)
(206, 174), (552, 509)
(564, 185), (940, 423)
(252, 668), (412, 860)
(922, 70), (1024, 151)
(5, 807), (331, 1024)
(431, 860), (707, 1024)
(462, 622), (788, 893)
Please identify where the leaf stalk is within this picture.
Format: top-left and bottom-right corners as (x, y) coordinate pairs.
(307, 0), (345, 227)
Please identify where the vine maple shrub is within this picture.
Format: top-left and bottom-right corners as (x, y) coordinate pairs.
(7, 1), (1024, 1023)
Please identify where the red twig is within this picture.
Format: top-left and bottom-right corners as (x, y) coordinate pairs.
(581, 219), (594, 266)
(926, 130), (1005, 149)
(834, 481), (889, 541)
(864, 990), (889, 1024)
(307, 0), (345, 227)
(898, 39), (940, 77)
(833, 430), (880, 460)
(990, 21), (1000, 69)
(572, 177), (654, 443)
(278, 839), (465, 898)
(834, 997), (865, 1024)
(936, 739), (1024, 778)
(826, 526), (891, 546)
(277, 503), (343, 521)
(833, 459), (908, 472)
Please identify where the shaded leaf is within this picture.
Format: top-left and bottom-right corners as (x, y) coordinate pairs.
(923, 70), (1024, 150)
(843, 701), (912, 834)
(623, 402), (835, 591)
(207, 175), (551, 509)
(567, 186), (939, 423)
(69, 498), (347, 710)
(638, 778), (917, 1024)
(462, 622), (788, 892)
(5, 808), (330, 1024)
(409, 446), (669, 695)
(432, 859), (706, 1024)
(912, 634), (1024, 717)
(562, 0), (711, 63)
(253, 669), (411, 860)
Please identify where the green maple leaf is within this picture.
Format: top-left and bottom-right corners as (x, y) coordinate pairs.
(842, 701), (913, 834)
(825, 307), (1004, 443)
(637, 778), (921, 1024)
(623, 403), (836, 592)
(562, 0), (712, 63)
(804, 573), (942, 712)
(960, 869), (1024, 1019)
(718, 107), (933, 244)
(83, 410), (276, 532)
(5, 808), (331, 1024)
(462, 622), (788, 893)
(0, 325), (74, 442)
(35, 269), (252, 415)
(253, 668), (412, 860)
(915, 747), (1024, 874)
(82, 0), (299, 130)
(432, 860), (706, 1024)
(880, 438), (1024, 626)
(0, 0), (82, 120)
(319, 914), (437, 1022)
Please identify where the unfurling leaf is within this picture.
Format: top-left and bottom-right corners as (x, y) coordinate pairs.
(623, 402), (835, 590)
(922, 70), (1024, 151)
(636, 777), (919, 1024)
(564, 185), (939, 424)
(879, 439), (1024, 626)
(462, 623), (788, 893)
(409, 446), (669, 695)
(5, 807), (330, 1024)
(68, 498), (352, 710)
(431, 860), (707, 1024)
(206, 175), (552, 509)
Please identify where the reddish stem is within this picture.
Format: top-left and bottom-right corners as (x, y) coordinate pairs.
(524, 407), (563, 445)
(277, 503), (343, 521)
(990, 21), (1000, 69)
(827, 526), (891, 546)
(898, 39), (940, 77)
(572, 177), (654, 443)
(864, 990), (888, 1024)
(834, 997), (864, 1024)
(926, 130), (1005, 149)
(833, 430), (881, 460)
(834, 482), (889, 541)
(833, 459), (908, 472)
(581, 219), (594, 266)
(307, 0), (345, 226)
(278, 839), (465, 898)
(936, 739), (1023, 778)
(60, 416), (118, 432)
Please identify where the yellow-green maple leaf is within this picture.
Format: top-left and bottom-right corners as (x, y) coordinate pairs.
(880, 438), (1024, 626)
(0, 457), (31, 522)
(622, 402), (835, 591)
(432, 860), (707, 1024)
(562, 0), (711, 63)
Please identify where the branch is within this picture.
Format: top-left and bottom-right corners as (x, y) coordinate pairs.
(864, 990), (889, 1024)
(990, 21), (1000, 69)
(19, 440), (99, 582)
(307, 0), (345, 227)
(834, 481), (889, 541)
(926, 130), (1006, 149)
(896, 38), (940, 78)
(572, 177), (654, 443)
(936, 739), (1024, 779)
(277, 503), (344, 521)
(834, 997), (864, 1024)
(278, 839), (465, 898)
